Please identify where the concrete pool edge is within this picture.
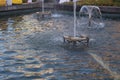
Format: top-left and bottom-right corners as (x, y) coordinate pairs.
(55, 4), (120, 14)
(0, 2), (120, 17)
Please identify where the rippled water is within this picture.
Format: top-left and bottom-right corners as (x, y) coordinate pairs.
(0, 12), (120, 80)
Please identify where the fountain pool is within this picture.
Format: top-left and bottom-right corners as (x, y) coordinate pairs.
(0, 12), (120, 80)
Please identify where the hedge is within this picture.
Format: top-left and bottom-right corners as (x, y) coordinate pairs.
(64, 0), (120, 6)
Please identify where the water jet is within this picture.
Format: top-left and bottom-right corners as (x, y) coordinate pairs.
(36, 0), (51, 19)
(63, 0), (89, 47)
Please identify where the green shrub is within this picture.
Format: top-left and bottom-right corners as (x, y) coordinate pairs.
(22, 0), (27, 3)
(113, 0), (120, 2)
(64, 0), (120, 6)
(32, 0), (37, 2)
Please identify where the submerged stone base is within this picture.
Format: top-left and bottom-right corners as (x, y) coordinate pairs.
(63, 35), (89, 47)
(36, 11), (51, 19)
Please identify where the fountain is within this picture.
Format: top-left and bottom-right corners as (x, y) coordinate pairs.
(79, 5), (105, 28)
(7, 18), (14, 32)
(36, 0), (51, 19)
(0, 3), (120, 80)
(51, 0), (64, 18)
(63, 0), (89, 47)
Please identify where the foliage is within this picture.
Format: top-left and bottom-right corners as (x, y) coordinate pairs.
(113, 0), (120, 2)
(64, 0), (120, 6)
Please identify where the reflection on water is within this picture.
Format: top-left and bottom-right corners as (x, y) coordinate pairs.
(0, 13), (120, 80)
(90, 52), (120, 79)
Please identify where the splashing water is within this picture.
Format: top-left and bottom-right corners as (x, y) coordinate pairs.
(42, 0), (44, 13)
(79, 5), (105, 29)
(73, 0), (77, 37)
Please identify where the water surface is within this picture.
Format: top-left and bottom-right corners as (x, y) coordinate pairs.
(0, 12), (120, 80)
